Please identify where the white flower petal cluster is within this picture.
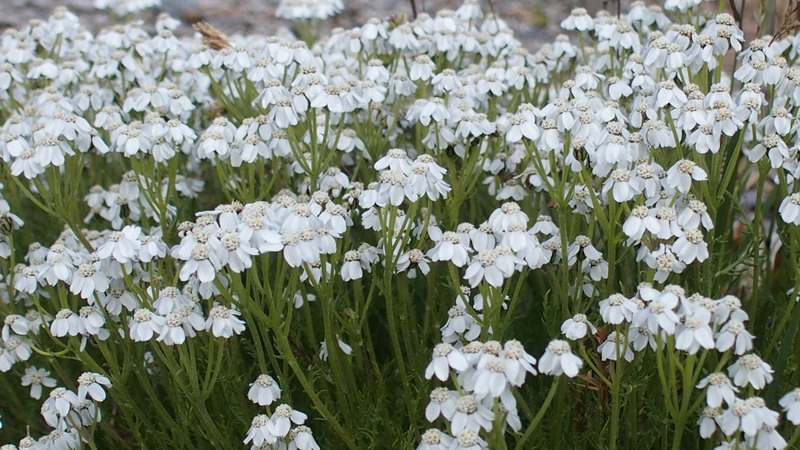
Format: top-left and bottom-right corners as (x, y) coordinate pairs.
(0, 0), (799, 448)
(422, 339), (536, 446)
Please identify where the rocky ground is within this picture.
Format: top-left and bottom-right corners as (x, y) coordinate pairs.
(3, 0), (593, 50)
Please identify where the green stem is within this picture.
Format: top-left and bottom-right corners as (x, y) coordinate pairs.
(514, 377), (561, 450)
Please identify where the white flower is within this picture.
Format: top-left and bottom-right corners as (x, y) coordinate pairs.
(271, 404), (307, 439)
(746, 424), (787, 450)
(472, 355), (516, 400)
(409, 55), (436, 81)
(489, 202), (529, 231)
(505, 112), (540, 143)
(417, 428), (454, 450)
(450, 429), (488, 450)
(779, 388), (800, 425)
(450, 394), (493, 434)
(219, 232), (258, 273)
(428, 232), (471, 267)
(288, 425), (321, 450)
(697, 373), (739, 407)
(96, 225), (142, 264)
(157, 313), (189, 345)
(3, 314), (31, 341)
(603, 168), (643, 202)
(678, 200), (714, 231)
(41, 387), (80, 428)
(698, 406), (722, 438)
(341, 250), (363, 281)
(441, 304), (481, 343)
(177, 242), (224, 283)
(561, 313), (597, 341)
(243, 414), (278, 446)
(728, 354), (774, 390)
(77, 372), (112, 402)
(666, 160), (708, 194)
(598, 331), (634, 362)
(633, 291), (680, 335)
(396, 249), (431, 276)
(623, 205), (659, 243)
(426, 388), (457, 422)
(205, 304), (246, 338)
(51, 309), (81, 337)
(600, 294), (637, 325)
(69, 263), (109, 300)
(665, 0), (702, 11)
(561, 8), (594, 31)
(715, 320), (754, 355)
(719, 399), (758, 436)
(629, 326), (658, 352)
(538, 340), (582, 377)
(20, 366), (57, 400)
(675, 308), (715, 354)
(425, 343), (469, 381)
(464, 249), (505, 287)
(673, 229), (709, 264)
(246, 374), (281, 407)
(745, 397), (780, 434)
(779, 193), (800, 225)
(567, 235), (603, 265)
(645, 244), (686, 283)
(129, 309), (164, 342)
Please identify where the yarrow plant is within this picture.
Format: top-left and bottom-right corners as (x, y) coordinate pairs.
(0, 0), (800, 448)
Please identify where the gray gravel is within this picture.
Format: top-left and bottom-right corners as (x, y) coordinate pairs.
(2, 0), (594, 50)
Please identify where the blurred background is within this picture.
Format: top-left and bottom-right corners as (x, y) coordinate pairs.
(3, 0), (610, 48)
(2, 0), (795, 49)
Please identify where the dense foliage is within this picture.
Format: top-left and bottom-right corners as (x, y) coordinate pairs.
(1, 0), (800, 448)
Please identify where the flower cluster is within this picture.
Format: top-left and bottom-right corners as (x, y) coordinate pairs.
(0, 0), (799, 448)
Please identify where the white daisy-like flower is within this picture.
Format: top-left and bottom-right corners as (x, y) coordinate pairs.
(417, 428), (453, 450)
(96, 225), (142, 264)
(426, 388), (457, 422)
(20, 366), (57, 400)
(450, 394), (493, 434)
(464, 249), (505, 288)
(673, 228), (709, 264)
(205, 304), (246, 338)
(561, 313), (597, 341)
(666, 160), (708, 194)
(425, 343), (469, 381)
(728, 354), (774, 390)
(77, 372), (112, 402)
(560, 8), (594, 32)
(696, 372), (739, 408)
(270, 404), (307, 439)
(243, 414), (278, 447)
(715, 319), (754, 355)
(598, 331), (634, 362)
(599, 294), (637, 325)
(51, 309), (80, 337)
(450, 428), (488, 450)
(718, 399), (758, 436)
(501, 339), (538, 385)
(128, 309), (164, 342)
(675, 308), (715, 354)
(779, 193), (800, 225)
(538, 340), (582, 377)
(779, 388), (800, 425)
(41, 387), (80, 426)
(248, 374), (281, 406)
(698, 406), (722, 438)
(3, 314), (31, 341)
